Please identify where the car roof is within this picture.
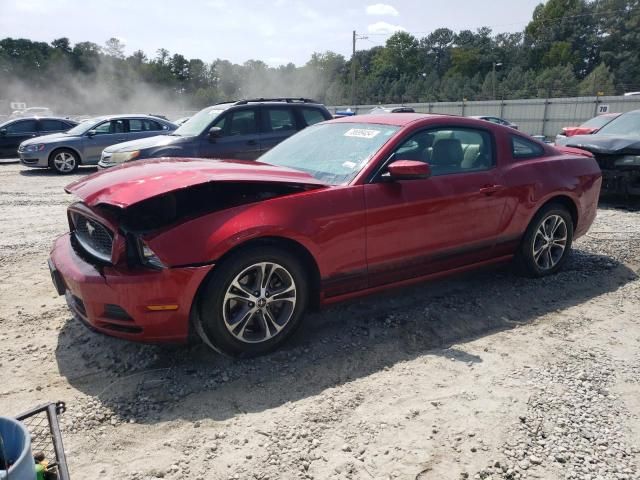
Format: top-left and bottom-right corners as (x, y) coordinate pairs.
(212, 98), (325, 109)
(81, 114), (175, 124)
(0, 116), (77, 127)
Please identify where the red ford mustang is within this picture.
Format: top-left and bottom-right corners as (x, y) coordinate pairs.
(48, 114), (602, 356)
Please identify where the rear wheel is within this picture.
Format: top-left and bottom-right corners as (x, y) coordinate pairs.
(49, 149), (79, 174)
(195, 246), (308, 357)
(516, 203), (574, 277)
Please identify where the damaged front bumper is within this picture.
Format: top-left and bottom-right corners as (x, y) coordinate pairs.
(600, 168), (640, 196)
(596, 155), (640, 196)
(49, 233), (213, 343)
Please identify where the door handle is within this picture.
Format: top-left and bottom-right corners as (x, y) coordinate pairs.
(117, 137), (126, 141)
(479, 185), (504, 195)
(246, 139), (257, 146)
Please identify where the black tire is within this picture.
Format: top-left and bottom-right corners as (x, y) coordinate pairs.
(516, 203), (574, 277)
(49, 148), (79, 174)
(195, 246), (309, 357)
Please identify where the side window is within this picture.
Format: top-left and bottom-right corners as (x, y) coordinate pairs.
(264, 108), (296, 132)
(392, 127), (494, 176)
(6, 120), (38, 134)
(511, 135), (545, 159)
(92, 120), (127, 135)
(300, 108), (327, 127)
(211, 114), (227, 132)
(228, 109), (258, 136)
(40, 119), (67, 132)
(112, 119), (127, 134)
(128, 119), (144, 132)
(144, 120), (164, 131)
(93, 121), (112, 135)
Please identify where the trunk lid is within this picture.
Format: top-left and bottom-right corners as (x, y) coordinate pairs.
(65, 158), (328, 208)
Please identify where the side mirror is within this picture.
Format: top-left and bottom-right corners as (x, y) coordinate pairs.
(0, 128), (6, 136)
(87, 130), (97, 137)
(387, 160), (431, 180)
(208, 126), (223, 141)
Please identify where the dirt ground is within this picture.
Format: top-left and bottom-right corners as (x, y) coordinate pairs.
(1, 161), (639, 480)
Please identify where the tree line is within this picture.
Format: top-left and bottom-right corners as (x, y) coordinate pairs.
(0, 0), (638, 113)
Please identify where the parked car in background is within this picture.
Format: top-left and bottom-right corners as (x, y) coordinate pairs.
(368, 106), (416, 114)
(333, 109), (356, 118)
(556, 113), (621, 141)
(49, 114), (601, 356)
(19, 114), (177, 174)
(10, 107), (53, 119)
(469, 116), (519, 130)
(558, 109), (640, 196)
(173, 116), (191, 126)
(98, 98), (332, 168)
(0, 117), (78, 158)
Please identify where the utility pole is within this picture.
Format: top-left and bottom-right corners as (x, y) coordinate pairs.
(350, 31), (367, 108)
(492, 62), (502, 100)
(351, 31), (356, 108)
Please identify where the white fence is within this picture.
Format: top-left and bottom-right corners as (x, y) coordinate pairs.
(330, 95), (640, 138)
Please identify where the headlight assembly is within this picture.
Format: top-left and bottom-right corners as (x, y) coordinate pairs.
(24, 144), (46, 152)
(110, 150), (140, 164)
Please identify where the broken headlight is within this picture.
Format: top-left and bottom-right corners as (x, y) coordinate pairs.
(137, 238), (165, 269)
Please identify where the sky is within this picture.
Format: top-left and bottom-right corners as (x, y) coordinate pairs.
(0, 0), (543, 66)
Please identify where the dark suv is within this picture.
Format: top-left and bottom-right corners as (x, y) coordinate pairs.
(99, 98), (332, 167)
(0, 116), (78, 158)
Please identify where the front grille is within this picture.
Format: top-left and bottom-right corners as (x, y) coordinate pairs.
(71, 212), (114, 263)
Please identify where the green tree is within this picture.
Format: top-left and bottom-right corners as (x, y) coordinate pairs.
(104, 37), (125, 59)
(578, 62), (616, 95)
(372, 32), (420, 79)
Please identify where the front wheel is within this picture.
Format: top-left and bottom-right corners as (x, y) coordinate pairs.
(49, 149), (79, 174)
(195, 246), (308, 357)
(516, 203), (574, 277)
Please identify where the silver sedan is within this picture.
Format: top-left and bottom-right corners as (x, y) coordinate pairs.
(18, 114), (177, 174)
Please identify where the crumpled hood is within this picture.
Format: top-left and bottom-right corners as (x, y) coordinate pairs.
(102, 134), (185, 154)
(65, 157), (328, 208)
(21, 132), (72, 145)
(564, 134), (640, 155)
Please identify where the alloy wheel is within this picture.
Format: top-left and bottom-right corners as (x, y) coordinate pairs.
(532, 214), (568, 271)
(53, 152), (76, 173)
(222, 262), (297, 344)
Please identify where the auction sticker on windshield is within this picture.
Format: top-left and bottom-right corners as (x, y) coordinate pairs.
(344, 128), (380, 139)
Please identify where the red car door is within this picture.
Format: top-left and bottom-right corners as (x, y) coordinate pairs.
(364, 126), (507, 288)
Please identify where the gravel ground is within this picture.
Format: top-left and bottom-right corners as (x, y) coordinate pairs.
(1, 162), (639, 480)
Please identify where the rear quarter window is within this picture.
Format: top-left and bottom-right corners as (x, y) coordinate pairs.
(511, 135), (545, 159)
(300, 108), (329, 127)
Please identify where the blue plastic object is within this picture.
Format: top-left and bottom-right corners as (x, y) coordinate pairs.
(0, 416), (36, 480)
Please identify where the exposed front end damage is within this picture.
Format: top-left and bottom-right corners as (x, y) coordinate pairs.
(593, 154), (640, 196)
(50, 158), (328, 343)
(564, 136), (640, 197)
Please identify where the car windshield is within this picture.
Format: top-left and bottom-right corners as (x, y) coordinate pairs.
(581, 115), (617, 129)
(259, 122), (400, 185)
(173, 106), (225, 136)
(65, 118), (103, 135)
(597, 111), (640, 136)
